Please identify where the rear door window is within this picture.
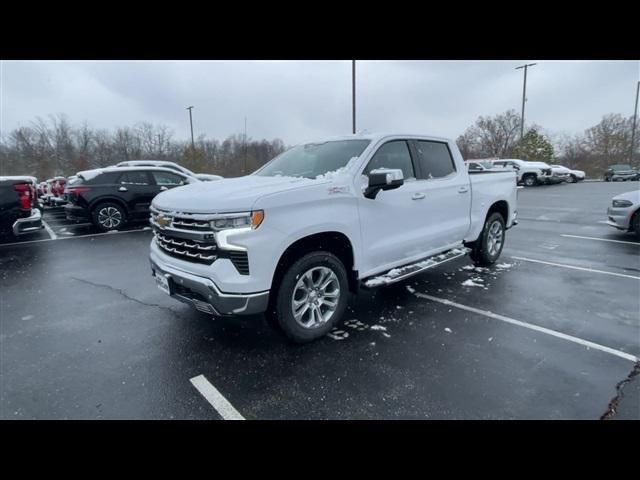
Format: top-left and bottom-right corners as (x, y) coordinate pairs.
(414, 141), (456, 179)
(118, 171), (151, 185)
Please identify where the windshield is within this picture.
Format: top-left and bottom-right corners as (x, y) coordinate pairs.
(611, 164), (632, 170)
(255, 140), (370, 179)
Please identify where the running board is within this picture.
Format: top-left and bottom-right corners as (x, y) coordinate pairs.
(361, 247), (470, 288)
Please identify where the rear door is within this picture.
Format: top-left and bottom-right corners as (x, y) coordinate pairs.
(116, 171), (157, 219)
(409, 139), (471, 249)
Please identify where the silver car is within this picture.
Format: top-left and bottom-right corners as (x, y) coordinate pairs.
(607, 190), (640, 239)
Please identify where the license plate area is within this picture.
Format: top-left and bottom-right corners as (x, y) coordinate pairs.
(155, 273), (171, 295)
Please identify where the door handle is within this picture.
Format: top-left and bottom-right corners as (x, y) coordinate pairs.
(412, 193), (426, 200)
(458, 186), (469, 193)
(118, 186), (128, 192)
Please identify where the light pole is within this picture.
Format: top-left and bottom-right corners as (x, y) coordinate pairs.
(186, 106), (195, 150)
(244, 116), (247, 174)
(515, 63), (537, 140)
(631, 81), (639, 167)
(352, 60), (356, 134)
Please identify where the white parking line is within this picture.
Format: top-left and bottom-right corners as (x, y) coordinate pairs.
(0, 228), (151, 248)
(190, 374), (245, 420)
(413, 292), (639, 363)
(41, 220), (58, 240)
(560, 234), (639, 246)
(512, 256), (640, 280)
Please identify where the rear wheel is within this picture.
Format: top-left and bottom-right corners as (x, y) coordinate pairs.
(92, 202), (126, 232)
(271, 251), (349, 343)
(469, 212), (506, 267)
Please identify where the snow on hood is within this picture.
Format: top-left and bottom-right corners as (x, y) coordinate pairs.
(152, 174), (325, 213)
(613, 190), (640, 204)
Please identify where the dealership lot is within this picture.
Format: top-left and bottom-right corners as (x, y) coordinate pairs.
(1, 181), (638, 419)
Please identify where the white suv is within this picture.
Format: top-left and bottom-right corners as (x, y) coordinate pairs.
(116, 160), (223, 182)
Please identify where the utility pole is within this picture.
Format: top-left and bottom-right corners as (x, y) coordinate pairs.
(186, 106), (195, 150)
(631, 80), (639, 167)
(515, 63), (537, 140)
(352, 60), (356, 134)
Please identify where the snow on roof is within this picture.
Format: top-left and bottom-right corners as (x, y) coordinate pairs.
(0, 176), (38, 183)
(296, 132), (452, 146)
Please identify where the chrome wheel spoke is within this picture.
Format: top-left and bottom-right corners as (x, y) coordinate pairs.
(291, 266), (340, 329)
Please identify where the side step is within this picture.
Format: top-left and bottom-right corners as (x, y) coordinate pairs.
(362, 247), (470, 288)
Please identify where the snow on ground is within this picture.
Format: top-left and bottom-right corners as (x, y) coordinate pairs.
(370, 325), (387, 331)
(461, 279), (484, 287)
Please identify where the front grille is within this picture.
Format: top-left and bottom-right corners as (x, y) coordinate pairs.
(155, 232), (217, 264)
(228, 251), (250, 275)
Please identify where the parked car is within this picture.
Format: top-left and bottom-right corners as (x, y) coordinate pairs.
(148, 133), (518, 343)
(604, 164), (639, 182)
(64, 166), (200, 232)
(465, 160), (499, 172)
(116, 160), (223, 182)
(606, 190), (640, 239)
(550, 165), (585, 183)
(490, 159), (553, 186)
(0, 176), (43, 237)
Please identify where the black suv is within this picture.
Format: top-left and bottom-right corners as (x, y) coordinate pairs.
(64, 167), (197, 231)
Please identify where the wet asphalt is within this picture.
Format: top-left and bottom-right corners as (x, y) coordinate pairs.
(1, 181), (639, 419)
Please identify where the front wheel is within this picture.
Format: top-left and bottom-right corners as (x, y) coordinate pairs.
(523, 175), (537, 187)
(469, 212), (506, 267)
(633, 213), (640, 240)
(271, 251), (349, 343)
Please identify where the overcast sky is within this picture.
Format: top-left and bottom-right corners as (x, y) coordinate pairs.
(1, 60), (638, 145)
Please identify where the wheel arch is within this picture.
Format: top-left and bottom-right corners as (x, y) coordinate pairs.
(271, 231), (358, 295)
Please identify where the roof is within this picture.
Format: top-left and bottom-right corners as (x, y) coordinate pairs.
(298, 132), (452, 145)
(77, 166), (197, 180)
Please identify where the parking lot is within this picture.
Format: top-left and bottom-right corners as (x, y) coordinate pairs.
(1, 181), (638, 419)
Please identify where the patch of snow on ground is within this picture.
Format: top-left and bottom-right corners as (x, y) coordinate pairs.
(382, 333), (391, 338)
(21, 315), (34, 321)
(444, 327), (452, 333)
(327, 329), (349, 340)
(496, 263), (513, 269)
(461, 279), (484, 287)
(370, 325), (387, 331)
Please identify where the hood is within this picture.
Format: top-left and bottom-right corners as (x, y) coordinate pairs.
(613, 190), (640, 204)
(152, 174), (323, 213)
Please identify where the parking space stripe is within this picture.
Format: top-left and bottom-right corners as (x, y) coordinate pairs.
(0, 228), (151, 248)
(413, 292), (639, 363)
(511, 256), (640, 280)
(560, 234), (640, 246)
(41, 220), (58, 240)
(190, 374), (245, 420)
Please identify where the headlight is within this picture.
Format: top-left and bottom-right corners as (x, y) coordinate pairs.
(210, 210), (264, 231)
(612, 199), (633, 208)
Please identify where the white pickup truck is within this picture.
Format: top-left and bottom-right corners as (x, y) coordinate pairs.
(149, 133), (518, 342)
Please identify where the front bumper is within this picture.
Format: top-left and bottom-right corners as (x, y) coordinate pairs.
(12, 208), (43, 236)
(149, 249), (269, 316)
(606, 206), (634, 230)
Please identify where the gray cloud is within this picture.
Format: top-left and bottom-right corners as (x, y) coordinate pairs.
(1, 60), (638, 145)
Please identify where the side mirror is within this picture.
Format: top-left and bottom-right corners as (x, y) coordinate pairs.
(364, 168), (404, 199)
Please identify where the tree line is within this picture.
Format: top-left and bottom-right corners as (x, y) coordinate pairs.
(456, 110), (639, 176)
(0, 114), (287, 180)
(1, 111), (638, 180)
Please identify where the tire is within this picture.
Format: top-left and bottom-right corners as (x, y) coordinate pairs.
(633, 212), (640, 240)
(605, 176), (611, 182)
(523, 175), (537, 187)
(271, 251), (349, 344)
(91, 202), (127, 232)
(469, 212), (506, 267)
(568, 175), (576, 184)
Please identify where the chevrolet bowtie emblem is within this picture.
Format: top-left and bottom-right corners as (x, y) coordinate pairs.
(157, 215), (171, 228)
